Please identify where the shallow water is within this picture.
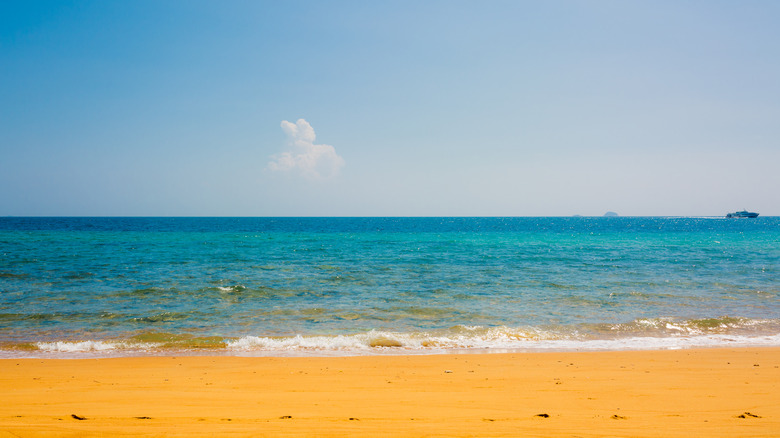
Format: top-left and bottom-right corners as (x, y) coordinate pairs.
(1, 217), (778, 356)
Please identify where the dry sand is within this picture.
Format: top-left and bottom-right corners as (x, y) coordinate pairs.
(2, 347), (779, 437)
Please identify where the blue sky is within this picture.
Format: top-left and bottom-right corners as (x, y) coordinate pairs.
(2, 0), (779, 216)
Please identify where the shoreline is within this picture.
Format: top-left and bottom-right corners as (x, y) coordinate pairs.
(5, 343), (780, 360)
(2, 347), (779, 436)
(7, 322), (780, 359)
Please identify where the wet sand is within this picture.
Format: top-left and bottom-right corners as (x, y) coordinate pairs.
(2, 347), (779, 437)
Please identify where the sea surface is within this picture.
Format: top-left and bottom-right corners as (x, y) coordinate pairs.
(1, 217), (779, 357)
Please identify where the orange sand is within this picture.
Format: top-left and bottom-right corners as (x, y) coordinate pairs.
(2, 348), (779, 437)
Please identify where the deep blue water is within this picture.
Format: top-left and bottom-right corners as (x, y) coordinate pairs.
(1, 217), (778, 356)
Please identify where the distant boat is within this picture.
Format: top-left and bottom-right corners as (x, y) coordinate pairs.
(726, 210), (759, 218)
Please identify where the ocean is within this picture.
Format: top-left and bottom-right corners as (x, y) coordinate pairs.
(1, 217), (778, 357)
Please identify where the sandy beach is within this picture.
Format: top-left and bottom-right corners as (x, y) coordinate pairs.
(1, 347), (779, 437)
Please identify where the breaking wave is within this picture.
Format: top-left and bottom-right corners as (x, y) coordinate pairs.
(3, 317), (779, 358)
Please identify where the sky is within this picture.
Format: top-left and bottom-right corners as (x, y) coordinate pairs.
(2, 0), (779, 217)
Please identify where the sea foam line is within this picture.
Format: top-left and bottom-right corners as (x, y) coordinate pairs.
(34, 340), (161, 353)
(8, 320), (780, 358)
(20, 332), (780, 358)
(225, 330), (780, 353)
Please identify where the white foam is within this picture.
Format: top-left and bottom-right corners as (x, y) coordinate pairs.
(228, 331), (413, 351)
(34, 340), (158, 353)
(226, 328), (780, 354)
(217, 285), (246, 292)
(9, 323), (780, 358)
(529, 333), (780, 351)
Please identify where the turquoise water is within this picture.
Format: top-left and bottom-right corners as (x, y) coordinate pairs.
(1, 217), (778, 356)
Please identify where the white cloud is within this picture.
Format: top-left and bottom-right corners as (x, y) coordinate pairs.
(268, 119), (345, 179)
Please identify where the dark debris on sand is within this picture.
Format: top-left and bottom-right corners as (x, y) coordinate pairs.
(737, 412), (761, 419)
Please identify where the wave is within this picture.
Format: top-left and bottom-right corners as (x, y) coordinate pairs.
(225, 320), (780, 353)
(34, 340), (157, 353)
(3, 317), (780, 358)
